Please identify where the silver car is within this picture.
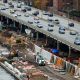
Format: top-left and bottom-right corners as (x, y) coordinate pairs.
(70, 31), (77, 35)
(37, 24), (43, 28)
(59, 27), (65, 34)
(74, 36), (80, 45)
(47, 27), (53, 32)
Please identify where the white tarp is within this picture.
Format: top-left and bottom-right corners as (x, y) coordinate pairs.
(25, 29), (31, 36)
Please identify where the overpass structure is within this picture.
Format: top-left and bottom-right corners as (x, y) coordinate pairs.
(0, 0), (80, 54)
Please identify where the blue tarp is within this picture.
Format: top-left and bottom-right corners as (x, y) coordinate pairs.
(51, 49), (59, 54)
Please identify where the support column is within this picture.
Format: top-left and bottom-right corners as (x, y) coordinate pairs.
(45, 36), (48, 46)
(68, 46), (71, 57)
(57, 40), (59, 50)
(20, 24), (22, 34)
(13, 21), (16, 27)
(1, 16), (3, 25)
(36, 31), (38, 44)
(7, 18), (9, 26)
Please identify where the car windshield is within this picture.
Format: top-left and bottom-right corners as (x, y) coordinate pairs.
(39, 55), (44, 60)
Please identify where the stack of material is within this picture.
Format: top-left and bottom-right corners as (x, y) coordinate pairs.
(11, 60), (48, 80)
(30, 71), (48, 80)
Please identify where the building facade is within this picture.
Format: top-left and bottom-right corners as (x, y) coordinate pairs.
(73, 0), (80, 11)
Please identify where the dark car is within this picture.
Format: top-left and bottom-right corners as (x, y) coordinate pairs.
(48, 18), (53, 22)
(68, 23), (74, 27)
(35, 11), (39, 14)
(21, 9), (26, 12)
(25, 6), (31, 11)
(27, 7), (31, 11)
(9, 5), (14, 8)
(54, 19), (60, 24)
(1, 7), (6, 10)
(8, 2), (12, 5)
(24, 14), (29, 17)
(48, 13), (53, 17)
(33, 13), (38, 16)
(33, 11), (39, 16)
(48, 23), (54, 27)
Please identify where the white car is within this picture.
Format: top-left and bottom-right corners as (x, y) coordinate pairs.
(34, 20), (40, 24)
(28, 20), (33, 24)
(12, 14), (17, 17)
(48, 17), (53, 22)
(74, 36), (80, 45)
(48, 23), (54, 27)
(24, 14), (29, 17)
(54, 19), (60, 24)
(1, 7), (6, 10)
(34, 17), (39, 20)
(47, 27), (53, 32)
(70, 31), (77, 35)
(37, 24), (43, 28)
(17, 4), (21, 8)
(17, 13), (21, 16)
(59, 26), (65, 34)
(10, 9), (15, 14)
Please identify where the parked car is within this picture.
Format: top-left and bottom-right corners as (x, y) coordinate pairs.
(28, 20), (33, 24)
(21, 8), (26, 12)
(10, 9), (15, 14)
(37, 24), (43, 28)
(70, 31), (77, 35)
(1, 7), (6, 10)
(24, 14), (29, 17)
(48, 13), (53, 17)
(48, 23), (54, 27)
(9, 4), (14, 8)
(17, 13), (21, 16)
(27, 7), (31, 11)
(32, 12), (38, 16)
(34, 20), (40, 24)
(68, 23), (74, 27)
(24, 6), (31, 11)
(8, 2), (12, 5)
(12, 14), (17, 17)
(35, 11), (39, 14)
(47, 27), (53, 32)
(74, 36), (80, 45)
(43, 11), (49, 15)
(17, 4), (21, 8)
(59, 26), (65, 34)
(54, 19), (60, 24)
(34, 17), (39, 20)
(48, 18), (53, 22)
